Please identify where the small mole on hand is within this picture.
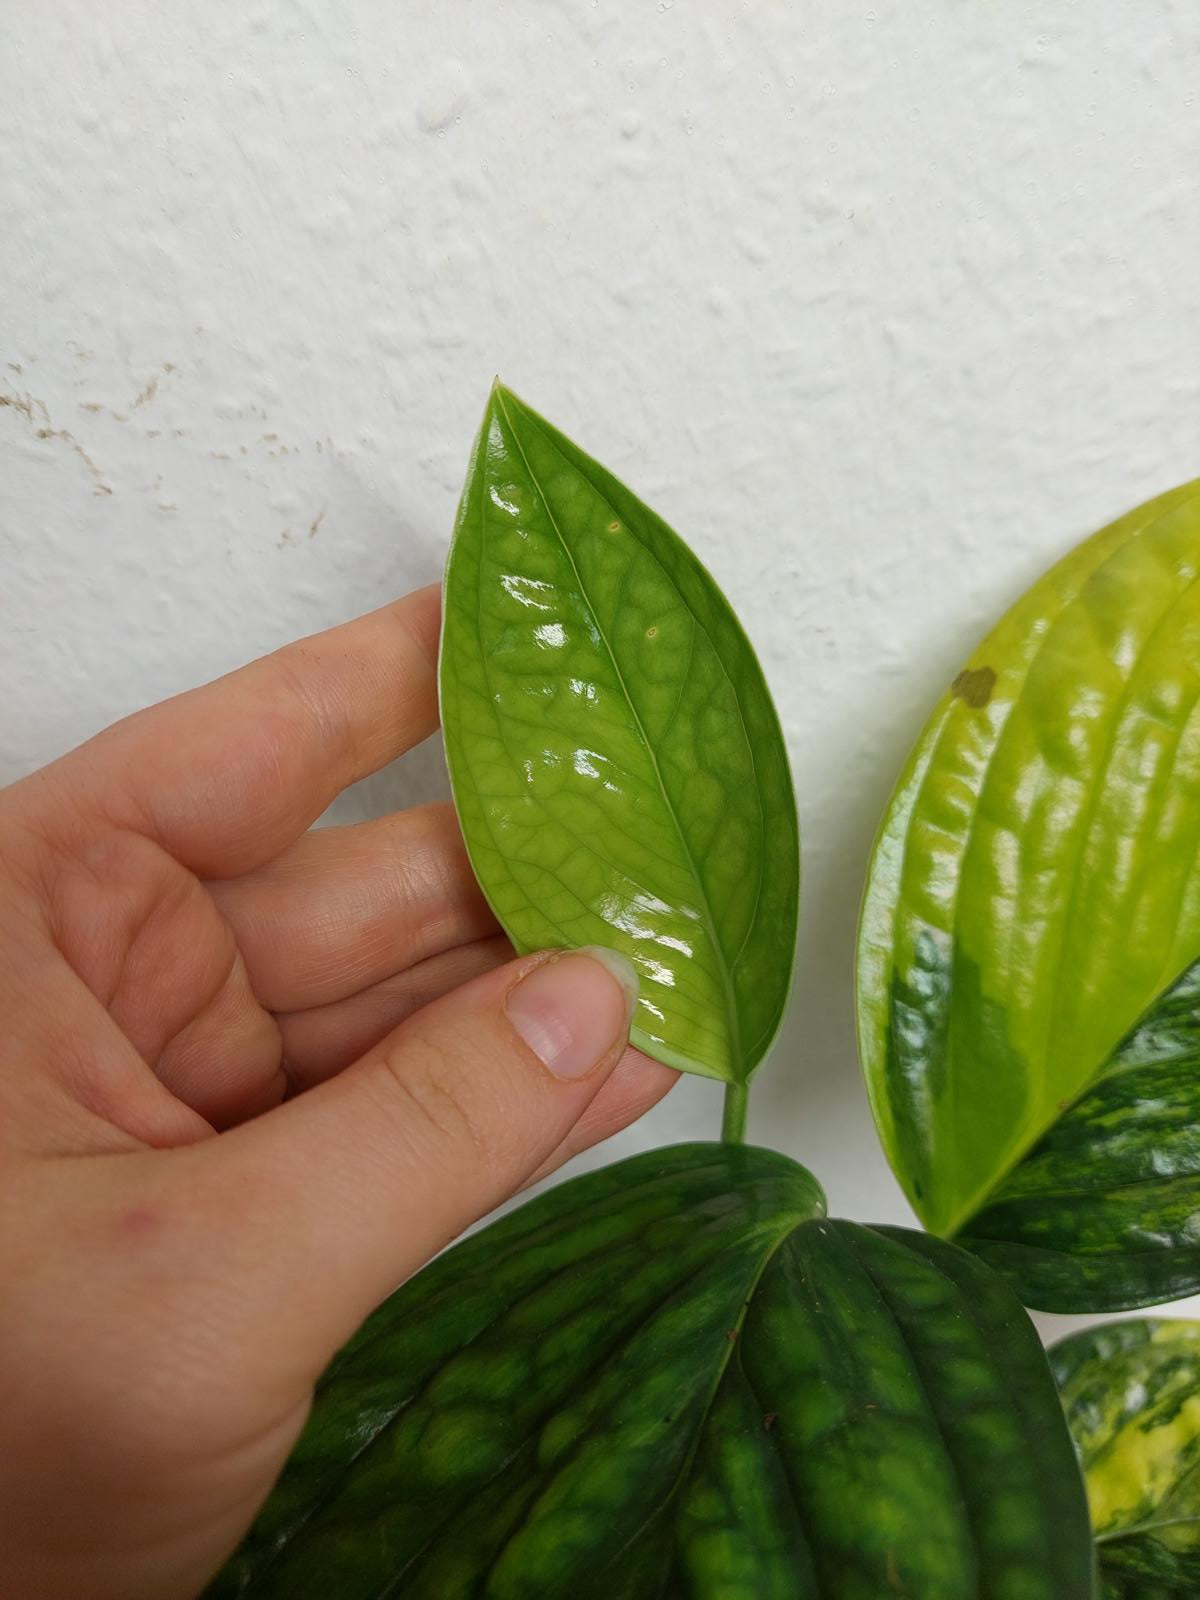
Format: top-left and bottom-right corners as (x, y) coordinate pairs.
(951, 666), (996, 709)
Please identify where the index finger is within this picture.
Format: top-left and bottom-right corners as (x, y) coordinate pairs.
(41, 585), (443, 877)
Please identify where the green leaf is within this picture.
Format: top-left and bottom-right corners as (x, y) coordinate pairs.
(959, 955), (1200, 1310)
(856, 480), (1200, 1273)
(439, 384), (799, 1085)
(208, 1144), (1096, 1599)
(1051, 1318), (1200, 1598)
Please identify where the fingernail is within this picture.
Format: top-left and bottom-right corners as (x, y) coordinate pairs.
(506, 948), (638, 1080)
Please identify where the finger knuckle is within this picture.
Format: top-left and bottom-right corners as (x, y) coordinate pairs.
(374, 1045), (493, 1163)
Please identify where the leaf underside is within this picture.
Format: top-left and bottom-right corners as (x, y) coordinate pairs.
(439, 385), (799, 1086)
(209, 1144), (1095, 1599)
(1052, 1318), (1200, 1599)
(856, 479), (1200, 1281)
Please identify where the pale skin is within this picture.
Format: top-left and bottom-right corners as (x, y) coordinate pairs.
(0, 583), (677, 1600)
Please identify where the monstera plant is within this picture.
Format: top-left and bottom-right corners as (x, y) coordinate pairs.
(207, 389), (1200, 1597)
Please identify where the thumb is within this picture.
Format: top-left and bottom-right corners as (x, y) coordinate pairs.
(197, 947), (639, 1368)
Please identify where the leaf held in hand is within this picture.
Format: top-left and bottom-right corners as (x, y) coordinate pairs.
(208, 1144), (1095, 1599)
(1052, 1318), (1200, 1598)
(857, 479), (1200, 1305)
(439, 385), (799, 1086)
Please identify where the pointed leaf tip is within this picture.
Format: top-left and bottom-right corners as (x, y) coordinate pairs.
(439, 387), (799, 1087)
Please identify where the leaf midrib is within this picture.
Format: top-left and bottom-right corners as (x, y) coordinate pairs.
(251, 1167), (761, 1586)
(494, 386), (746, 1081)
(540, 412), (775, 998)
(447, 467), (726, 1062)
(573, 1210), (808, 1595)
(1096, 1511), (1200, 1545)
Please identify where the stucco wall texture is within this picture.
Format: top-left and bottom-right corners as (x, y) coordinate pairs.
(3, 4), (1199, 1335)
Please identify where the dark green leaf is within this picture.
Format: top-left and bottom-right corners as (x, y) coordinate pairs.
(439, 384), (799, 1086)
(856, 479), (1200, 1306)
(1052, 1318), (1200, 1598)
(960, 957), (1200, 1310)
(209, 1144), (1096, 1599)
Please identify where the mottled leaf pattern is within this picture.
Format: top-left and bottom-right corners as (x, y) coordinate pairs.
(1052, 1319), (1200, 1598)
(207, 1145), (1095, 1599)
(961, 956), (1200, 1310)
(439, 385), (799, 1084)
(857, 480), (1200, 1272)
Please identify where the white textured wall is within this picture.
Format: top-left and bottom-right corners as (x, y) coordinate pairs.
(3, 4), (1199, 1334)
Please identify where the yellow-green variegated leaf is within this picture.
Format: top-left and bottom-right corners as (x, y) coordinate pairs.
(1052, 1319), (1200, 1598)
(857, 480), (1200, 1299)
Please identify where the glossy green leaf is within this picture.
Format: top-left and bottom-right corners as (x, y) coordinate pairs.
(857, 480), (1200, 1270)
(439, 384), (799, 1085)
(208, 1144), (1096, 1599)
(1052, 1318), (1200, 1598)
(959, 955), (1200, 1310)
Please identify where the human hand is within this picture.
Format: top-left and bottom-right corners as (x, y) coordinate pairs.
(0, 585), (677, 1600)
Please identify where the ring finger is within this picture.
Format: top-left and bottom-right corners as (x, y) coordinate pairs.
(209, 803), (498, 1015)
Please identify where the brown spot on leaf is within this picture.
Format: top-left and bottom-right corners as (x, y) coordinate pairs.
(951, 665), (996, 709)
(762, 1412), (778, 1432)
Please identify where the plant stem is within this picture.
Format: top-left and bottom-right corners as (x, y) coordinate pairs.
(721, 1083), (748, 1145)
